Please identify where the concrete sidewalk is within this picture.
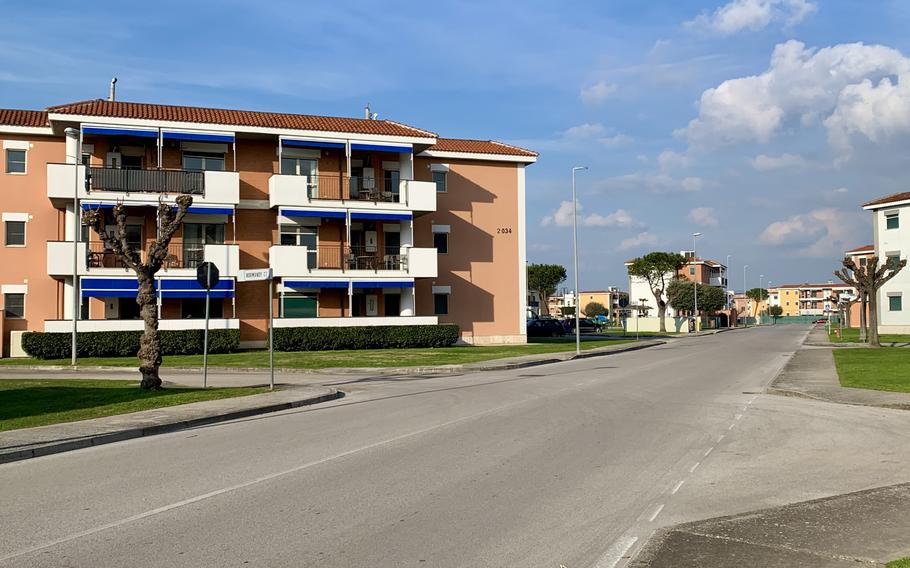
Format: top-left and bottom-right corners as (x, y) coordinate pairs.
(0, 385), (341, 464)
(769, 328), (910, 410)
(630, 482), (910, 567)
(0, 339), (667, 388)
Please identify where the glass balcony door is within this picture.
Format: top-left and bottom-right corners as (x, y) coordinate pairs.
(281, 157), (319, 197)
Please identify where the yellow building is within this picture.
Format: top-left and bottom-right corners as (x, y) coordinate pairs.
(770, 287), (801, 317)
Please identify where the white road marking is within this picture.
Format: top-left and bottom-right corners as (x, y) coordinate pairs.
(689, 461), (700, 473)
(594, 536), (639, 568)
(0, 395), (543, 563)
(717, 434), (725, 443)
(648, 504), (665, 522)
(704, 447), (714, 457)
(735, 413), (743, 420)
(670, 480), (685, 495)
(728, 423), (735, 430)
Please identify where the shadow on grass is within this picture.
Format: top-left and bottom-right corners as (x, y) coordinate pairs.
(0, 384), (179, 422)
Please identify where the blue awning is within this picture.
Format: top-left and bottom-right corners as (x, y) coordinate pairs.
(81, 202), (115, 210)
(159, 278), (235, 299)
(350, 212), (412, 222)
(282, 139), (345, 150)
(350, 143), (412, 154)
(83, 126), (158, 138)
(353, 281), (414, 289)
(187, 206), (234, 215)
(284, 280), (349, 289)
(163, 131), (234, 143)
(280, 208), (346, 219)
(81, 277), (140, 298)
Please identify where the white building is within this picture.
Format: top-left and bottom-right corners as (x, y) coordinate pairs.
(864, 192), (910, 333)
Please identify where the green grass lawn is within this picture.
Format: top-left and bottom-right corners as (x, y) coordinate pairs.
(0, 379), (267, 432)
(829, 328), (910, 344)
(887, 558), (910, 568)
(832, 349), (910, 393)
(0, 338), (635, 371)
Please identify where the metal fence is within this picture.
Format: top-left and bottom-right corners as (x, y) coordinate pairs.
(90, 167), (205, 195)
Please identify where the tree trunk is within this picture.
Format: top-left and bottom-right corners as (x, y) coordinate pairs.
(859, 293), (868, 343)
(136, 271), (163, 390)
(657, 301), (667, 333)
(868, 289), (880, 347)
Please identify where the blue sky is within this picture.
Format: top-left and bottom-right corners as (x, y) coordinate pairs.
(3, 0), (910, 292)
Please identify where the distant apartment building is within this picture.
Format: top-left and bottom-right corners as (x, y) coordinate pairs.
(862, 192), (910, 333)
(770, 283), (855, 317)
(0, 99), (537, 356)
(577, 288), (627, 320)
(842, 244), (874, 327)
(626, 252), (728, 318)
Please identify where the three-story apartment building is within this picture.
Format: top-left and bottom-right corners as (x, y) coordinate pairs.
(862, 192), (910, 333)
(0, 100), (536, 355)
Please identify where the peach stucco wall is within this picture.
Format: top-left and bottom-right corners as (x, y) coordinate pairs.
(414, 157), (523, 341)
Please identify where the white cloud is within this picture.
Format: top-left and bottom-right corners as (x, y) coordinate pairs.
(580, 80), (617, 105)
(600, 172), (707, 194)
(658, 150), (690, 171)
(564, 123), (607, 139)
(542, 201), (639, 229)
(751, 153), (807, 170)
(520, 123), (632, 153)
(685, 0), (817, 36)
(679, 40), (910, 155)
(618, 232), (659, 251)
(688, 207), (719, 227)
(758, 207), (866, 257)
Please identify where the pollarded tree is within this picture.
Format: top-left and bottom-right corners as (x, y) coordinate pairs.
(527, 263), (567, 316)
(628, 252), (687, 333)
(83, 195), (193, 389)
(835, 255), (906, 347)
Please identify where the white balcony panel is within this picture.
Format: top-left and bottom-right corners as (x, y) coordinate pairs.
(406, 247), (437, 278)
(44, 318), (240, 333)
(402, 180), (437, 212)
(48, 241), (87, 276)
(269, 175), (312, 208)
(202, 171), (240, 205)
(273, 316), (438, 328)
(203, 244), (240, 277)
(269, 245), (312, 277)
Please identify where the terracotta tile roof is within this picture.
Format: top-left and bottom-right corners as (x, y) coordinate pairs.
(846, 244), (874, 254)
(863, 191), (910, 208)
(428, 137), (538, 157)
(776, 283), (853, 289)
(0, 109), (49, 127)
(46, 99), (436, 138)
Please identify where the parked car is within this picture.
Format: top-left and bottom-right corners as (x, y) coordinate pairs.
(527, 319), (567, 337)
(562, 317), (600, 334)
(812, 318), (828, 324)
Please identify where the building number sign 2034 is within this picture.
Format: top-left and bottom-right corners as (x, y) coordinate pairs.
(496, 227), (513, 235)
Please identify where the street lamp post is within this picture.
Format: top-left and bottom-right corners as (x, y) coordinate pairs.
(743, 265), (749, 327)
(759, 274), (764, 325)
(571, 166), (587, 356)
(693, 232), (702, 332)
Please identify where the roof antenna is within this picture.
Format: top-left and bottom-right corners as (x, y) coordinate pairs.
(108, 77), (118, 102)
(363, 103), (378, 120)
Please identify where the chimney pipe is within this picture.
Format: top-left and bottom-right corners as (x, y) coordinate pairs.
(108, 77), (118, 102)
(364, 103), (371, 120)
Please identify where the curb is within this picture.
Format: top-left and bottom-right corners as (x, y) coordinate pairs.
(0, 389), (343, 465)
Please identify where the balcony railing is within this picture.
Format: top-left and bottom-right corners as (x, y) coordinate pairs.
(83, 241), (209, 269)
(316, 244), (404, 271)
(302, 175), (401, 203)
(90, 167), (205, 195)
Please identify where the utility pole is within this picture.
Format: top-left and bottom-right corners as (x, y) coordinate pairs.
(571, 166), (587, 356)
(693, 232), (702, 332)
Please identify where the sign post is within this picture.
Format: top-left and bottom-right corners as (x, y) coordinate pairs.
(238, 268), (274, 390)
(196, 261), (220, 389)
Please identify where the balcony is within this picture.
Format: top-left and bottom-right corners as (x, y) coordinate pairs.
(47, 241), (240, 277)
(269, 174), (436, 212)
(273, 316), (438, 328)
(269, 245), (436, 278)
(45, 318), (240, 333)
(47, 164), (240, 207)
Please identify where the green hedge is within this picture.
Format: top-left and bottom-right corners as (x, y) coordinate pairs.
(21, 329), (240, 359)
(272, 324), (459, 351)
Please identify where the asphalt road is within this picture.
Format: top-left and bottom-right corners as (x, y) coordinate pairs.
(2, 326), (909, 567)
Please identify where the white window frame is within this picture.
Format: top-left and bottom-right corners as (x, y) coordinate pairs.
(4, 148), (27, 175)
(888, 292), (903, 312)
(885, 210), (900, 230)
(2, 212), (28, 248)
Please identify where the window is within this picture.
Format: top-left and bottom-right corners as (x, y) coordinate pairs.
(887, 254), (901, 268)
(181, 297), (224, 319)
(5, 149), (25, 174)
(183, 152), (225, 172)
(3, 293), (24, 318)
(434, 233), (448, 254)
(384, 169), (400, 197)
(279, 224), (317, 269)
(280, 157), (317, 177)
(283, 293), (318, 318)
(689, 267), (695, 276)
(886, 213), (900, 230)
(889, 295), (902, 312)
(4, 221), (25, 246)
(433, 171), (447, 193)
(434, 293), (449, 315)
(183, 223), (225, 269)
